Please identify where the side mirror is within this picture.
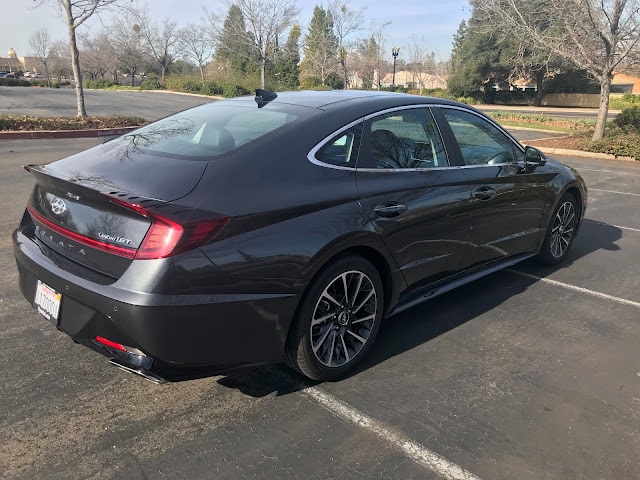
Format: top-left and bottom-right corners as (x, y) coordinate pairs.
(524, 146), (546, 168)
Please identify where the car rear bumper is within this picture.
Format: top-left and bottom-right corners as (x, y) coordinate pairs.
(13, 229), (300, 381)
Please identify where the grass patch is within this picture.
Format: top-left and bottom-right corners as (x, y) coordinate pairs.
(0, 115), (148, 131)
(487, 111), (596, 133)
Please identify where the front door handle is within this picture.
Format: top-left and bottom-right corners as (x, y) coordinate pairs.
(374, 203), (408, 218)
(473, 186), (497, 200)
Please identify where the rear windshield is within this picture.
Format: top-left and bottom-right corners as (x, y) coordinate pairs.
(111, 101), (314, 159)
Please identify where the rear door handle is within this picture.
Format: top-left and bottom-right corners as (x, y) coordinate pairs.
(473, 186), (497, 200)
(374, 203), (408, 218)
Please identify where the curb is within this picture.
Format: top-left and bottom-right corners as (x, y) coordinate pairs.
(0, 126), (140, 140)
(522, 143), (637, 163)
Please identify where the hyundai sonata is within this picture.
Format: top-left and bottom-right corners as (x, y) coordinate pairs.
(14, 90), (587, 382)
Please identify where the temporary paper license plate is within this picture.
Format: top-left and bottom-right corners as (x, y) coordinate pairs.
(34, 280), (61, 324)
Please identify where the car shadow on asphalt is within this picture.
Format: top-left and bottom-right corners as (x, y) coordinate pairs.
(213, 220), (622, 397)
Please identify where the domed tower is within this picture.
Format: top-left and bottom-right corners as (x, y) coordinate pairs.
(8, 47), (17, 59)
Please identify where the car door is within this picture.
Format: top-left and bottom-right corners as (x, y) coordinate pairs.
(355, 106), (474, 291)
(435, 106), (547, 269)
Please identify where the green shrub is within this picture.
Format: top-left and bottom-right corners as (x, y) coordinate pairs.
(140, 78), (164, 90)
(201, 81), (223, 96)
(84, 79), (117, 89)
(222, 84), (250, 98)
(0, 78), (31, 87)
(31, 80), (49, 87)
(614, 106), (640, 132)
(164, 75), (204, 94)
(587, 132), (640, 160)
(610, 93), (640, 110)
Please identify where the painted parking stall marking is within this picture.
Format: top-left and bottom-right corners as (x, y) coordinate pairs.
(584, 219), (640, 233)
(590, 188), (640, 197)
(507, 269), (640, 309)
(300, 386), (484, 480)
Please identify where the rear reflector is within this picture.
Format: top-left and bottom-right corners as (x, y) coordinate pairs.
(95, 336), (127, 352)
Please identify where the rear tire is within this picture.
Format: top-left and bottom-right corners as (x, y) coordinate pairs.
(284, 254), (384, 381)
(535, 193), (578, 265)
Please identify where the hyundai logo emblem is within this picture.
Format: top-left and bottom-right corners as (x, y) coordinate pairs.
(50, 198), (67, 215)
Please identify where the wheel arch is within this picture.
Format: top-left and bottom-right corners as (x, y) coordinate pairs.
(284, 235), (406, 350)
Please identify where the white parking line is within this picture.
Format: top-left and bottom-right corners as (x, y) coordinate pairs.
(507, 270), (640, 309)
(299, 386), (484, 480)
(584, 219), (640, 233)
(574, 167), (640, 177)
(590, 188), (640, 197)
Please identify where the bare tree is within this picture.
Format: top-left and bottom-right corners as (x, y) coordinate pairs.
(29, 27), (53, 86)
(407, 36), (436, 93)
(109, 14), (150, 86)
(473, 0), (640, 140)
(178, 24), (214, 85)
(130, 5), (178, 82)
(49, 39), (73, 82)
(328, 0), (366, 89)
(33, 0), (121, 116)
(80, 32), (114, 80)
(370, 20), (391, 91)
(206, 0), (299, 89)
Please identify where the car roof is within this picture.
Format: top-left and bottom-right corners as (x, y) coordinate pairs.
(225, 90), (469, 111)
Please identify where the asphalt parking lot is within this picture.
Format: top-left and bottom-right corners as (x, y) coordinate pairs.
(1, 134), (639, 480)
(0, 87), (212, 120)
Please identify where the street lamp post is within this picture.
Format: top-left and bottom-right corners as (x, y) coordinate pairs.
(391, 46), (400, 92)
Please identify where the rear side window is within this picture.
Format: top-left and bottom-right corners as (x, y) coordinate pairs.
(315, 124), (362, 167)
(111, 102), (312, 159)
(368, 108), (447, 169)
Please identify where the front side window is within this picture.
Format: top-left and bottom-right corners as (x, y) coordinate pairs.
(368, 108), (447, 169)
(441, 108), (518, 166)
(315, 124), (362, 167)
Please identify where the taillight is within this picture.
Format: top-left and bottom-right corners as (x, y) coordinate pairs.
(135, 216), (183, 259)
(105, 195), (229, 260)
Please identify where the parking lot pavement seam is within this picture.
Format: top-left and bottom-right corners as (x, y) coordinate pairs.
(589, 188), (640, 197)
(506, 269), (640, 309)
(298, 386), (484, 480)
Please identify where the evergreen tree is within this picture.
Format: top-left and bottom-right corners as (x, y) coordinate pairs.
(269, 25), (301, 89)
(300, 5), (339, 86)
(215, 4), (256, 74)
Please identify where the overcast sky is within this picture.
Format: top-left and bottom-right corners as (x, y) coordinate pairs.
(3, 0), (470, 63)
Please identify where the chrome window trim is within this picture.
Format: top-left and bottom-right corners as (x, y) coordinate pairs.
(306, 103), (459, 172)
(307, 117), (364, 171)
(306, 102), (525, 172)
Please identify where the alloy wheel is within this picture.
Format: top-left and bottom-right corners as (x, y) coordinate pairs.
(310, 270), (377, 368)
(550, 201), (576, 258)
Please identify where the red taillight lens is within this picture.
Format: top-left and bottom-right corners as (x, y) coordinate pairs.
(95, 336), (127, 352)
(104, 194), (229, 260)
(135, 216), (183, 259)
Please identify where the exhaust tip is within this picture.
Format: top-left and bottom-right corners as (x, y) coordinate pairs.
(109, 359), (167, 384)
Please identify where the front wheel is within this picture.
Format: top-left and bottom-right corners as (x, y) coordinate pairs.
(285, 255), (384, 381)
(536, 193), (578, 265)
